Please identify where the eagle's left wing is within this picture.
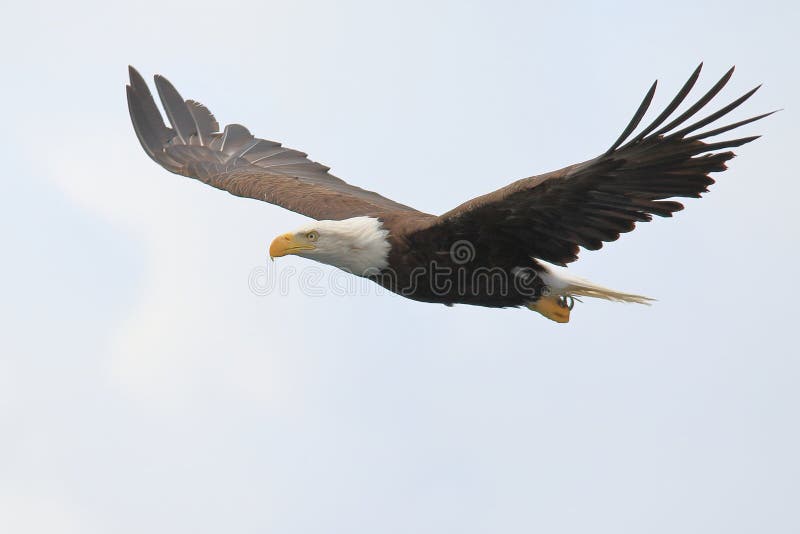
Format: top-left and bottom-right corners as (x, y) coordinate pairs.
(126, 67), (426, 221)
(426, 65), (774, 265)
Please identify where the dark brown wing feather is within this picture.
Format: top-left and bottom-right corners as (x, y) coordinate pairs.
(126, 67), (424, 220)
(430, 64), (774, 265)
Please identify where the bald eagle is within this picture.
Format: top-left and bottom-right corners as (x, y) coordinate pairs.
(126, 65), (771, 323)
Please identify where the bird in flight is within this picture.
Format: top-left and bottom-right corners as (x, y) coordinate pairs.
(126, 65), (771, 323)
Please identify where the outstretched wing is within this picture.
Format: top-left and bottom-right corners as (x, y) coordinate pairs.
(429, 64), (774, 265)
(126, 66), (424, 220)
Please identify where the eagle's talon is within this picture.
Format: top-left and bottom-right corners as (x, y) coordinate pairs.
(558, 295), (575, 310)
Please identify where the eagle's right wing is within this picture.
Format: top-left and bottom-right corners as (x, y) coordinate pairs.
(126, 67), (425, 220)
(428, 65), (774, 265)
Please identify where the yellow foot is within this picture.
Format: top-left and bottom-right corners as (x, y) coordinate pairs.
(527, 295), (573, 323)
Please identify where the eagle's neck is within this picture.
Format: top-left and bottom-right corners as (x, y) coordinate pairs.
(304, 216), (392, 275)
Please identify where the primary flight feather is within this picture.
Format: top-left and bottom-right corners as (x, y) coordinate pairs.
(126, 64), (771, 322)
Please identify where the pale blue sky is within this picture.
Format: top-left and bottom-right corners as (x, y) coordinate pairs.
(2, 1), (799, 533)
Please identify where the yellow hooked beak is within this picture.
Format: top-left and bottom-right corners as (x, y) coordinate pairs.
(269, 232), (316, 260)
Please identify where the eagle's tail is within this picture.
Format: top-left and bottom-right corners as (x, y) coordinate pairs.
(537, 261), (654, 305)
(527, 260), (655, 323)
(563, 280), (652, 304)
(527, 262), (653, 323)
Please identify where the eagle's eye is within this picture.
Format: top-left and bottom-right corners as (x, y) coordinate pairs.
(306, 231), (319, 242)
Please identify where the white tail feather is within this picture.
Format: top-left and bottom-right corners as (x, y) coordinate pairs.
(537, 261), (654, 305)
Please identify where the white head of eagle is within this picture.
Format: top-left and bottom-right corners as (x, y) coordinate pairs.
(269, 216), (391, 275)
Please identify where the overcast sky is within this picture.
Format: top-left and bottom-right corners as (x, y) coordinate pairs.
(2, 1), (799, 533)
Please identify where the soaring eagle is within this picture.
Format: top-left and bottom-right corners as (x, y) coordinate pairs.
(126, 65), (770, 323)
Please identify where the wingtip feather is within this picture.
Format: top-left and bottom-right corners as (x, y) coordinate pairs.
(153, 74), (197, 144)
(605, 79), (658, 154)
